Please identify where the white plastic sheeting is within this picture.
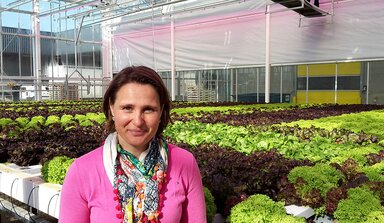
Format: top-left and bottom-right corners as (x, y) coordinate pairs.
(271, 0), (384, 63)
(111, 0), (384, 71)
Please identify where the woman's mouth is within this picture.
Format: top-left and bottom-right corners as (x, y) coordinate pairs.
(129, 129), (146, 136)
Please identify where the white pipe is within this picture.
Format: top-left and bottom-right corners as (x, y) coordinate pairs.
(0, 0), (31, 13)
(335, 63), (338, 103)
(82, 0), (188, 27)
(232, 69), (236, 102)
(306, 65), (309, 104)
(39, 0), (99, 17)
(0, 1), (3, 100)
(256, 68), (259, 103)
(280, 66), (283, 103)
(32, 0), (42, 101)
(101, 13), (113, 96)
(265, 5), (271, 103)
(366, 62), (370, 104)
(171, 18), (176, 101)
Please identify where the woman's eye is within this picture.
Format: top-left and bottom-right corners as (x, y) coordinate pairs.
(144, 108), (154, 113)
(123, 107), (133, 112)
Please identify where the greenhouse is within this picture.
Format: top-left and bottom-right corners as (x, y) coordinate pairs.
(0, 0), (384, 223)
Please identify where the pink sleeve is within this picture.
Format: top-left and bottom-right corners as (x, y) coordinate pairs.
(59, 161), (90, 223)
(181, 157), (207, 223)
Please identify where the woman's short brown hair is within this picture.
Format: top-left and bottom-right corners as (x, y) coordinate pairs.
(102, 66), (171, 136)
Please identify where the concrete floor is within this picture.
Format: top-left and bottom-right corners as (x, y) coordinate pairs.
(1, 192), (225, 223)
(212, 213), (226, 223)
(0, 210), (23, 223)
(0, 195), (56, 223)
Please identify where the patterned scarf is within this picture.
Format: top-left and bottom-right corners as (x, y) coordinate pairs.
(113, 136), (168, 223)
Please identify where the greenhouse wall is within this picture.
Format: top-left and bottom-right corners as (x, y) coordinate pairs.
(111, 0), (384, 104)
(0, 0), (103, 101)
(112, 0), (384, 69)
(0, 0), (383, 104)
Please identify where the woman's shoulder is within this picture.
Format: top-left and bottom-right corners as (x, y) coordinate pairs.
(167, 143), (199, 173)
(72, 145), (104, 167)
(167, 143), (195, 160)
(166, 144), (202, 189)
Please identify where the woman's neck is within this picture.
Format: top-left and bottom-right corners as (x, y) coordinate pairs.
(117, 140), (148, 160)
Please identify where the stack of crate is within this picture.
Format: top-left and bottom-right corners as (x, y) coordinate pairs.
(49, 83), (79, 100)
(184, 81), (216, 102)
(199, 87), (216, 102)
(185, 81), (199, 102)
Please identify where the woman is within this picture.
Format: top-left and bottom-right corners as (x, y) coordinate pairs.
(59, 66), (206, 223)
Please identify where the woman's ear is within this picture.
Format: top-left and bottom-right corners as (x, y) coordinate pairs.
(109, 105), (115, 118)
(160, 105), (165, 122)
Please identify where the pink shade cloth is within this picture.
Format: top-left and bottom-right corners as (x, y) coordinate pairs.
(59, 144), (207, 223)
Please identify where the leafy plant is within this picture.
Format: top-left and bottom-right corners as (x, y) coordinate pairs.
(287, 163), (345, 208)
(366, 150), (384, 165)
(173, 104), (384, 127)
(333, 187), (384, 223)
(3, 124), (103, 166)
(366, 210), (384, 222)
(330, 145), (382, 166)
(0, 118), (14, 128)
(41, 155), (74, 184)
(1, 101), (384, 221)
(25, 115), (45, 129)
(171, 141), (312, 217)
(323, 159), (377, 216)
(60, 114), (76, 127)
(204, 187), (217, 223)
(79, 119), (95, 127)
(15, 117), (30, 128)
(45, 115), (60, 126)
(362, 161), (384, 182)
(228, 194), (306, 223)
(75, 114), (86, 123)
(86, 112), (106, 125)
(283, 109), (384, 139)
(165, 120), (382, 163)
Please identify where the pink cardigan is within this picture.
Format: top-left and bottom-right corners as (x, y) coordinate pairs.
(59, 144), (206, 223)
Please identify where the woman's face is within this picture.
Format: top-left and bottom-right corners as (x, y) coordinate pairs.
(110, 82), (162, 155)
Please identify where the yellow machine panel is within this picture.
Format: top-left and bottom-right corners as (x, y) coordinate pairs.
(296, 91), (361, 104)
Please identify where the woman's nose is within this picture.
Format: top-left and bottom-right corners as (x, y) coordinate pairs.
(132, 111), (145, 125)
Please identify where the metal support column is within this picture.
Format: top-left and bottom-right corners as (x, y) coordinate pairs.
(265, 5), (271, 103)
(366, 62), (370, 104)
(171, 18), (176, 101)
(0, 1), (3, 100)
(101, 14), (113, 96)
(335, 63), (338, 103)
(32, 0), (42, 100)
